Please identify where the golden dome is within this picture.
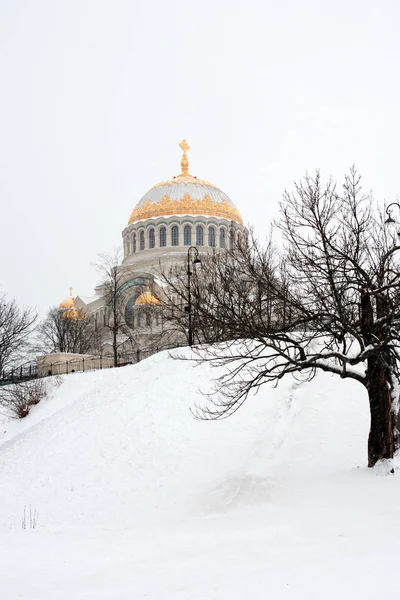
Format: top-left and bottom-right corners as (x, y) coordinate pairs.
(59, 287), (85, 320)
(61, 308), (85, 321)
(135, 284), (161, 306)
(128, 141), (243, 226)
(59, 286), (75, 309)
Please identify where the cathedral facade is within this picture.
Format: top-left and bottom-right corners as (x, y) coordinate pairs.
(68, 141), (245, 358)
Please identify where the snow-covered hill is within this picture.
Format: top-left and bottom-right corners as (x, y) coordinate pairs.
(0, 349), (399, 599)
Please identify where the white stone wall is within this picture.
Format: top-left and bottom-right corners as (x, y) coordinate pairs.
(37, 353), (114, 376)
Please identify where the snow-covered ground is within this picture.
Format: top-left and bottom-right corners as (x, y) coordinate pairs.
(0, 349), (399, 599)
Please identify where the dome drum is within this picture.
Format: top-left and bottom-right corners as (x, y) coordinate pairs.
(122, 216), (243, 261)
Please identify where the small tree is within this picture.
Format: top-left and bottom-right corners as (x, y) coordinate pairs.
(93, 251), (136, 366)
(36, 307), (101, 355)
(0, 294), (37, 374)
(179, 168), (400, 468)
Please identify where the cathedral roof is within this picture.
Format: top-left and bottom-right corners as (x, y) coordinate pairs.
(128, 140), (243, 226)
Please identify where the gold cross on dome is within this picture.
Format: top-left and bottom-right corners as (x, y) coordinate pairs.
(69, 286), (73, 297)
(179, 139), (190, 175)
(179, 139), (190, 153)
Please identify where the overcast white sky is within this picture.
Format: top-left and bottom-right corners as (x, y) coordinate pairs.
(1, 0), (399, 317)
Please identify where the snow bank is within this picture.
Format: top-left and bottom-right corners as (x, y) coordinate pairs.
(0, 348), (399, 598)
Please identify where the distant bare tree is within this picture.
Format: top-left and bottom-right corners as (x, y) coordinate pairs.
(0, 294), (37, 374)
(36, 307), (101, 355)
(174, 168), (400, 468)
(93, 250), (136, 366)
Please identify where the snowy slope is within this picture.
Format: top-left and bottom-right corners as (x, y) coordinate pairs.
(0, 348), (399, 599)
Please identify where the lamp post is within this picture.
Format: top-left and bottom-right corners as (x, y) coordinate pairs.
(385, 202), (400, 237)
(187, 246), (201, 346)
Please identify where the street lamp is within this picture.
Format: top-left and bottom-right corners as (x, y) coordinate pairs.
(385, 202), (400, 237)
(186, 246), (201, 346)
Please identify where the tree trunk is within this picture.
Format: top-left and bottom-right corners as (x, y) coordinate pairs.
(361, 289), (393, 467)
(390, 378), (400, 454)
(367, 355), (394, 467)
(113, 325), (118, 368)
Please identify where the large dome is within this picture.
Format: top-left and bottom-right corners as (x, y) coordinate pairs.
(128, 140), (243, 226)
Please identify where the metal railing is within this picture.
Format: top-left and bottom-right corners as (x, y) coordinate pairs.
(0, 343), (184, 386)
(0, 361), (39, 386)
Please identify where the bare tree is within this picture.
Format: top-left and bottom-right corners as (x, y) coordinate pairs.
(93, 251), (136, 366)
(0, 294), (37, 374)
(36, 307), (101, 355)
(158, 234), (278, 346)
(173, 168), (400, 468)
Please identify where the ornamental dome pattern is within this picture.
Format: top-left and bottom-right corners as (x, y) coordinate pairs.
(128, 141), (243, 226)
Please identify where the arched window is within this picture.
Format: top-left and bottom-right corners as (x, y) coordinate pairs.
(196, 225), (204, 246)
(132, 233), (137, 253)
(155, 314), (159, 326)
(160, 226), (166, 247)
(184, 225), (192, 246)
(208, 226), (216, 248)
(229, 230), (234, 250)
(137, 313), (142, 327)
(146, 312), (151, 326)
(125, 296), (137, 328)
(171, 225), (179, 246)
(220, 228), (226, 248)
(140, 230), (145, 251)
(237, 232), (242, 248)
(149, 228), (155, 249)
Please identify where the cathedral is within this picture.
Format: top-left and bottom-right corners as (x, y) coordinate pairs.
(58, 140), (245, 360)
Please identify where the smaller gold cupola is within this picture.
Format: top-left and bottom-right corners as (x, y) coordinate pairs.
(59, 287), (84, 320)
(135, 283), (161, 306)
(59, 286), (75, 309)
